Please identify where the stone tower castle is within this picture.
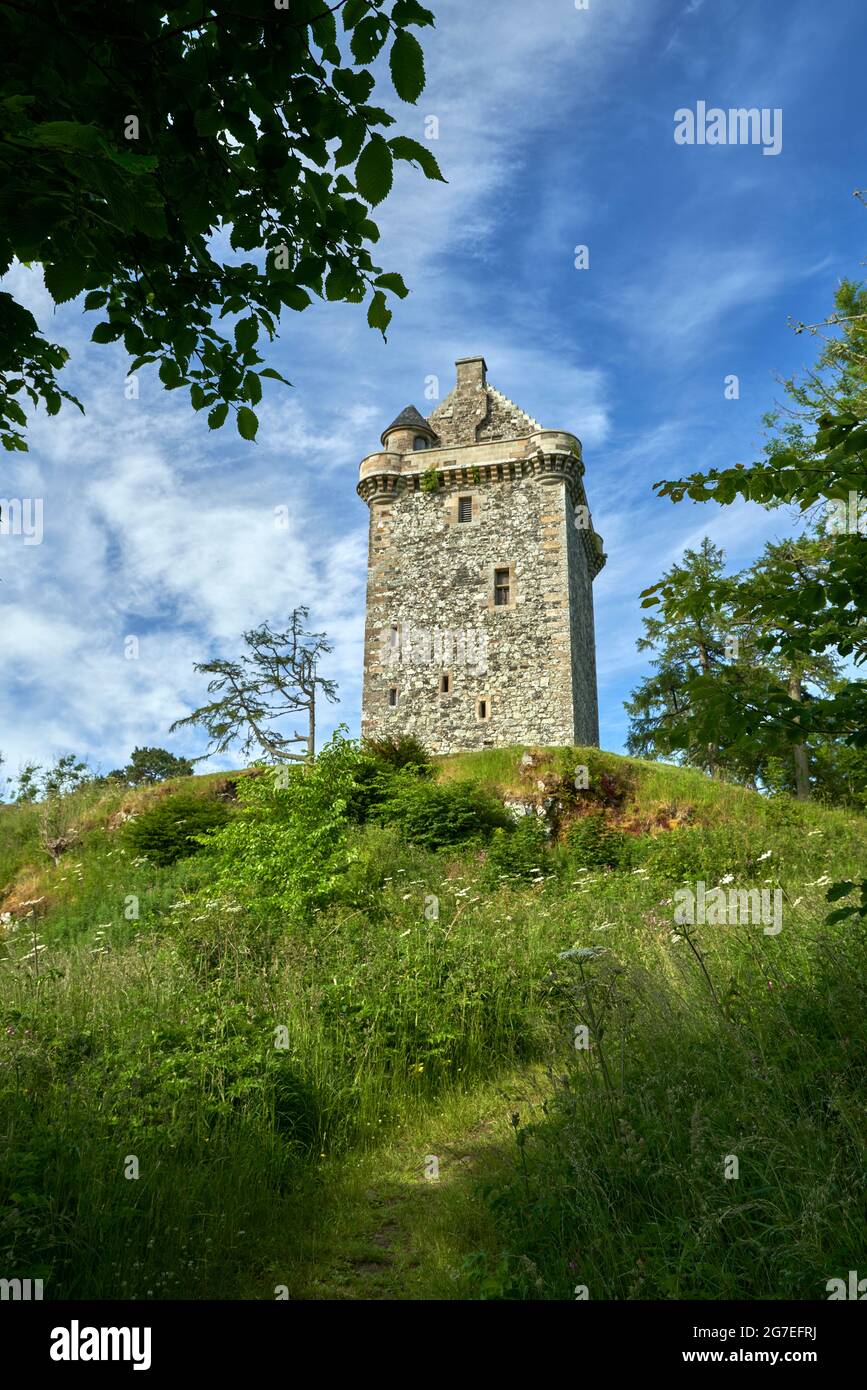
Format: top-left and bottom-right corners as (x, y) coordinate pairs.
(357, 356), (605, 753)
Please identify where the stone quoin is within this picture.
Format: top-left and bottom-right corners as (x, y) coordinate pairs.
(357, 356), (606, 753)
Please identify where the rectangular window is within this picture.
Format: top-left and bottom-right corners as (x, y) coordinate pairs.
(494, 567), (510, 606)
(477, 698), (489, 721)
(388, 686), (397, 707)
(458, 496), (473, 524)
(440, 672), (450, 694)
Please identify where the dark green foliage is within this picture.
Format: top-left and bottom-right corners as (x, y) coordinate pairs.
(109, 746), (194, 786)
(345, 734), (432, 824)
(123, 793), (230, 866)
(564, 812), (628, 869)
(0, 0), (443, 450)
(377, 776), (511, 850)
(484, 816), (550, 884)
(362, 733), (431, 773)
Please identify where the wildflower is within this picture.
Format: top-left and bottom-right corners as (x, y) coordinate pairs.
(757, 850), (773, 861)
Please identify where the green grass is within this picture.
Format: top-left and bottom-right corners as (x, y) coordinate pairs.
(1, 747), (865, 1300)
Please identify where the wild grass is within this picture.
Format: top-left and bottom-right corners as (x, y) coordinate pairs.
(0, 747), (865, 1299)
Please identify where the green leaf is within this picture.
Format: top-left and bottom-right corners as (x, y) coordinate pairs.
(101, 142), (159, 175)
(276, 284), (312, 311)
(208, 403), (229, 430)
(388, 134), (445, 181)
(91, 322), (124, 344)
(374, 271), (409, 298)
(389, 30), (426, 103)
(367, 289), (392, 335)
(43, 259), (89, 305)
(392, 0), (435, 26)
(159, 359), (183, 388)
(351, 14), (390, 62)
(244, 371), (262, 406)
(235, 316), (259, 353)
(355, 134), (393, 206)
(334, 115), (366, 168)
(29, 120), (102, 153)
(83, 291), (110, 311)
(237, 406), (258, 441)
(325, 263), (358, 301)
(342, 0), (371, 28)
(190, 383), (207, 411)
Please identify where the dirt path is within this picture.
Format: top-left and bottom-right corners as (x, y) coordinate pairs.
(287, 1068), (546, 1300)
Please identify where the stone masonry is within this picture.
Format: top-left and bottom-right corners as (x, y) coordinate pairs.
(357, 357), (606, 753)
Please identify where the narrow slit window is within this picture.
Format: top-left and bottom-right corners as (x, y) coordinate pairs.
(388, 686), (397, 707)
(458, 496), (473, 523)
(440, 672), (450, 694)
(494, 567), (510, 606)
(477, 698), (488, 721)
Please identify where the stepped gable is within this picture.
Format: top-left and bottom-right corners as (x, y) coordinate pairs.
(427, 356), (541, 447)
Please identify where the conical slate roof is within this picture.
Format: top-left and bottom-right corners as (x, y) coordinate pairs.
(380, 404), (434, 444)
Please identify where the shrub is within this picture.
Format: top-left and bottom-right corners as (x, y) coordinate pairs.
(203, 732), (369, 918)
(123, 793), (230, 866)
(345, 736), (431, 824)
(362, 733), (431, 774)
(484, 816), (550, 884)
(564, 812), (627, 869)
(377, 776), (511, 850)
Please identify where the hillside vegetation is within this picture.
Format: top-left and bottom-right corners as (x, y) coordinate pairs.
(1, 741), (865, 1300)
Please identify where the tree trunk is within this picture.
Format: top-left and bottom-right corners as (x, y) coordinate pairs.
(697, 639), (718, 778)
(788, 669), (810, 801)
(308, 687), (315, 764)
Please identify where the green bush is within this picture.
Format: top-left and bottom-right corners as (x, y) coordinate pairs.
(377, 775), (511, 850)
(484, 816), (550, 884)
(361, 734), (431, 774)
(203, 733), (364, 918)
(123, 793), (230, 866)
(564, 812), (628, 869)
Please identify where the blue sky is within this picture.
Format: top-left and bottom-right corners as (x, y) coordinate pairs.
(2, 0), (866, 782)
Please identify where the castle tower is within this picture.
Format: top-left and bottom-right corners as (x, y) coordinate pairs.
(357, 356), (606, 753)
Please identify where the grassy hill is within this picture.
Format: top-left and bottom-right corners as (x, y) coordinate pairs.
(1, 745), (865, 1300)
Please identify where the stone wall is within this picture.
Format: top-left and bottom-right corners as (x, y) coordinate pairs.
(360, 469), (585, 753)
